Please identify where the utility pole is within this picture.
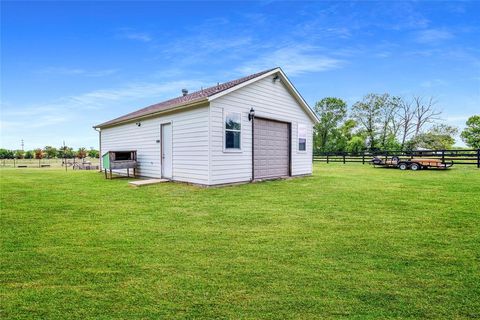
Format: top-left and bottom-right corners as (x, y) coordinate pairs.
(63, 140), (67, 172)
(21, 139), (24, 151)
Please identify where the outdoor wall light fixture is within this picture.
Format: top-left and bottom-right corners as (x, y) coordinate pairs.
(136, 122), (141, 127)
(248, 107), (255, 121)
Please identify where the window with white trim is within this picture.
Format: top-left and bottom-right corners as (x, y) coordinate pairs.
(298, 124), (306, 151)
(225, 111), (241, 150)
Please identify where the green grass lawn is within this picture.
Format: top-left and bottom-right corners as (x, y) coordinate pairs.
(1, 164), (479, 319)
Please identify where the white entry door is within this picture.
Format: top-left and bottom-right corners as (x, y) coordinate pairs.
(161, 123), (172, 179)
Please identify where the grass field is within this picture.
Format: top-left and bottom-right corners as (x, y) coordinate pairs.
(1, 163), (479, 319)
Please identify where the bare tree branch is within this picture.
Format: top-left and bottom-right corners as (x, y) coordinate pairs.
(413, 96), (442, 137)
(396, 97), (416, 149)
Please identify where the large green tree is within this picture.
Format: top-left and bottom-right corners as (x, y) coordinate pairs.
(14, 150), (25, 159)
(378, 95), (401, 150)
(313, 97), (347, 152)
(339, 119), (357, 142)
(351, 94), (386, 150)
(43, 146), (58, 159)
(0, 149), (14, 159)
(460, 115), (480, 148)
(333, 119), (364, 152)
(88, 149), (99, 158)
(24, 150), (34, 159)
(57, 145), (74, 158)
(346, 136), (365, 154)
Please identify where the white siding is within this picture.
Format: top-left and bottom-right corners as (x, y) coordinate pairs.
(209, 75), (315, 185)
(101, 105), (209, 185)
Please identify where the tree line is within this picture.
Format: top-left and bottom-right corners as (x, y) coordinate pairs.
(313, 94), (480, 153)
(1, 97), (479, 158)
(0, 146), (100, 160)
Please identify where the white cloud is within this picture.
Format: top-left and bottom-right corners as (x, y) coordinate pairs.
(1, 79), (206, 126)
(237, 46), (343, 76)
(420, 79), (448, 88)
(117, 28), (152, 42)
(443, 115), (470, 123)
(160, 34), (254, 66)
(37, 67), (118, 77)
(0, 112), (71, 131)
(124, 32), (152, 42)
(415, 29), (453, 43)
(374, 51), (392, 58)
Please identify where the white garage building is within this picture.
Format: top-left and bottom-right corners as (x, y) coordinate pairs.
(94, 67), (319, 186)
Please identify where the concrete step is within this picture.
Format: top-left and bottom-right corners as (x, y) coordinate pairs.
(129, 179), (169, 187)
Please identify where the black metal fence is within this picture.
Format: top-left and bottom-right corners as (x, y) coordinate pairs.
(313, 149), (480, 168)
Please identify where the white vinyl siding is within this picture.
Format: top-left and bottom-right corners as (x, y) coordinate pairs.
(209, 75), (314, 185)
(100, 105), (209, 184)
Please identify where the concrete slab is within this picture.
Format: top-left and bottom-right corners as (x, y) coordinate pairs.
(129, 179), (169, 187)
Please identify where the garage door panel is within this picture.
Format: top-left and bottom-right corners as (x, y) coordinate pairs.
(253, 118), (289, 179)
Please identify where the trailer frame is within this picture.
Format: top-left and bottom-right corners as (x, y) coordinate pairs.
(371, 156), (453, 170)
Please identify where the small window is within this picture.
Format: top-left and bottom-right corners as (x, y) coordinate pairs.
(298, 124), (307, 151)
(225, 111), (241, 150)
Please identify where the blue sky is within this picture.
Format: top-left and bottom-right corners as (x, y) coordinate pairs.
(1, 1), (479, 150)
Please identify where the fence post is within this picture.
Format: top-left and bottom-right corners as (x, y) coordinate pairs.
(477, 149), (480, 168)
(13, 158), (16, 168)
(326, 154), (329, 164)
(442, 150), (445, 163)
(362, 153), (365, 164)
(343, 154), (346, 164)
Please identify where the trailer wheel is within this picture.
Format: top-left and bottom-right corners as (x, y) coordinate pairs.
(410, 163), (420, 171)
(398, 163), (408, 170)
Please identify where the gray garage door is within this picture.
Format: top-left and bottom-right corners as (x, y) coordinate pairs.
(253, 118), (290, 179)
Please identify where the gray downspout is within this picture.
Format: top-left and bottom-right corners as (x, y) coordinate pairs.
(94, 127), (101, 172)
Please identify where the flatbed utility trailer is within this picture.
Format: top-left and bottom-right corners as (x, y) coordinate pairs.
(371, 156), (453, 170)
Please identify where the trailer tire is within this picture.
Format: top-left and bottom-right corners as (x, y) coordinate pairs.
(410, 163), (420, 171)
(398, 163), (408, 170)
